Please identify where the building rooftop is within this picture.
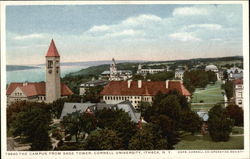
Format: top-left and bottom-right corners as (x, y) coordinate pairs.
(100, 80), (191, 96)
(7, 82), (73, 96)
(234, 78), (243, 85)
(60, 101), (141, 122)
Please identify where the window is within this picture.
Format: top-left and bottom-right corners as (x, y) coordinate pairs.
(48, 60), (53, 68)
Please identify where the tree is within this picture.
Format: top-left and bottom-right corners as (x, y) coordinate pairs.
(207, 70), (217, 84)
(154, 94), (181, 122)
(221, 81), (234, 100)
(84, 129), (123, 150)
(30, 124), (52, 150)
(150, 115), (178, 149)
(138, 101), (151, 117)
(208, 104), (234, 141)
(11, 107), (52, 150)
(61, 111), (82, 142)
(61, 111), (97, 142)
(146, 71), (174, 81)
(179, 111), (202, 134)
(83, 85), (103, 103)
(223, 70), (228, 81)
(132, 74), (144, 80)
(226, 104), (243, 126)
(128, 123), (168, 150)
(95, 108), (137, 149)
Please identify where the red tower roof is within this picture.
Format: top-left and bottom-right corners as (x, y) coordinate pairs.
(45, 39), (60, 57)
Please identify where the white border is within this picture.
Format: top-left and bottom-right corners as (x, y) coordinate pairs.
(1, 1), (249, 159)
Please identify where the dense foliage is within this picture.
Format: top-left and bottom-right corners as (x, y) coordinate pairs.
(226, 104), (243, 126)
(143, 91), (201, 149)
(8, 102), (52, 150)
(61, 111), (97, 142)
(128, 123), (168, 150)
(208, 104), (234, 142)
(183, 70), (217, 93)
(84, 129), (123, 150)
(221, 81), (234, 100)
(146, 71), (175, 81)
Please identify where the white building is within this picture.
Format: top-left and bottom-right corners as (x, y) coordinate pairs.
(233, 79), (243, 108)
(175, 70), (185, 80)
(100, 80), (191, 109)
(227, 67), (243, 80)
(100, 58), (132, 81)
(137, 64), (165, 75)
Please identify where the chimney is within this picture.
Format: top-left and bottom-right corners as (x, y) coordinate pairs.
(128, 80), (132, 88)
(166, 80), (169, 89)
(138, 80), (142, 88)
(23, 82), (28, 86)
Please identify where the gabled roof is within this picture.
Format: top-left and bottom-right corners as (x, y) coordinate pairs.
(7, 82), (73, 96)
(100, 80), (191, 96)
(60, 102), (96, 119)
(45, 39), (60, 57)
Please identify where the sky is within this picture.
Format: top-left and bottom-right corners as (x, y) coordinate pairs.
(6, 4), (243, 65)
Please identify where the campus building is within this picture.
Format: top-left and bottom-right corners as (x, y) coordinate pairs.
(100, 58), (132, 81)
(233, 78), (243, 108)
(79, 79), (109, 95)
(137, 64), (165, 75)
(6, 40), (73, 105)
(100, 80), (191, 109)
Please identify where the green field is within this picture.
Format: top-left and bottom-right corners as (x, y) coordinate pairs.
(191, 81), (225, 112)
(175, 135), (244, 150)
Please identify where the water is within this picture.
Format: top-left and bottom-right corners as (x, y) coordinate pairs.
(6, 65), (86, 84)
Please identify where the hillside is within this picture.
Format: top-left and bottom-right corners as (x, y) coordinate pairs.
(6, 65), (40, 71)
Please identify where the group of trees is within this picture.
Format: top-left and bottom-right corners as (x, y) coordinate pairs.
(7, 101), (52, 150)
(183, 70), (217, 93)
(145, 71), (175, 81)
(221, 80), (234, 100)
(208, 104), (243, 142)
(59, 108), (138, 150)
(143, 91), (202, 149)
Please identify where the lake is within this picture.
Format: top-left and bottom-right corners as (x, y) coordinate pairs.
(6, 65), (86, 84)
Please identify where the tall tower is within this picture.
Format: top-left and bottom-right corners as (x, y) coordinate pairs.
(109, 58), (117, 80)
(45, 39), (61, 103)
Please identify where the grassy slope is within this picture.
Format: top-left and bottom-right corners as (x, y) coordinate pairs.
(175, 135), (244, 150)
(191, 81), (225, 111)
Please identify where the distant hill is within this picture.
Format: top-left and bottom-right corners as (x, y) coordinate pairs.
(6, 65), (40, 71)
(37, 60), (146, 67)
(64, 56), (243, 78)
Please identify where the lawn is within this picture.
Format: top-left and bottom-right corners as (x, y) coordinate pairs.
(232, 127), (244, 135)
(175, 135), (244, 150)
(191, 81), (225, 112)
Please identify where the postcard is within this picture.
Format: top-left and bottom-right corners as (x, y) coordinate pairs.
(1, 1), (249, 159)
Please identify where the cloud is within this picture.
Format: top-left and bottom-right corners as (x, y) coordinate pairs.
(89, 25), (110, 32)
(121, 14), (162, 26)
(13, 33), (44, 40)
(173, 7), (209, 16)
(169, 32), (201, 41)
(184, 24), (222, 30)
(106, 29), (144, 37)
